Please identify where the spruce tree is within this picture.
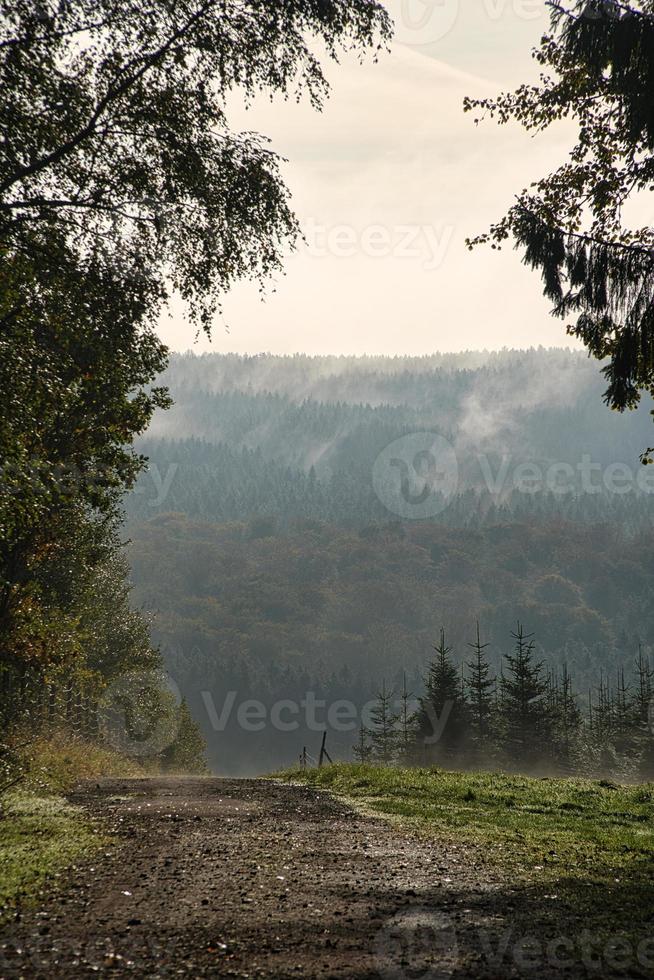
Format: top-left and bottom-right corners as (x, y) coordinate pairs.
(590, 671), (620, 777)
(353, 724), (373, 764)
(465, 622), (495, 749)
(368, 681), (399, 765)
(398, 672), (417, 762)
(634, 646), (654, 779)
(499, 624), (549, 770)
(635, 645), (653, 727)
(593, 671), (614, 742)
(551, 664), (581, 773)
(415, 629), (470, 766)
(614, 668), (632, 735)
(609, 667), (642, 778)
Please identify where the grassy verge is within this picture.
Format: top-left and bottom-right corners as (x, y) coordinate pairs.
(278, 763), (654, 878)
(0, 734), (142, 922)
(20, 731), (143, 795)
(0, 791), (101, 920)
(276, 763), (654, 966)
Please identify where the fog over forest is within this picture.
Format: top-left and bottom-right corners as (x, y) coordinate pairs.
(126, 350), (654, 774)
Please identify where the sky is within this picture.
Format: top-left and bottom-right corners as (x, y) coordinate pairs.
(161, 1), (583, 356)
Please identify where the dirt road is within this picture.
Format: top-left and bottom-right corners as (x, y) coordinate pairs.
(0, 778), (607, 978)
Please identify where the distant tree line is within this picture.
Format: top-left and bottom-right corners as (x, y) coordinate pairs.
(142, 349), (654, 474)
(357, 625), (654, 781)
(128, 434), (654, 534)
(127, 349), (654, 534)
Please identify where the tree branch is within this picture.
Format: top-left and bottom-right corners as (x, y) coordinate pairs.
(0, 0), (219, 197)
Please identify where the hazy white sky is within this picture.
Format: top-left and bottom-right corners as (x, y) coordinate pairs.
(162, 1), (583, 356)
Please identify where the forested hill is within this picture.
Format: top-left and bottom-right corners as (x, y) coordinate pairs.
(127, 349), (654, 529)
(121, 350), (654, 772)
(130, 513), (654, 774)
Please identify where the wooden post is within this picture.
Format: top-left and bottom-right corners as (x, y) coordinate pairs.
(318, 731), (333, 768)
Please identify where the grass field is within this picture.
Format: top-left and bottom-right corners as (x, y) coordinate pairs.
(276, 763), (654, 969)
